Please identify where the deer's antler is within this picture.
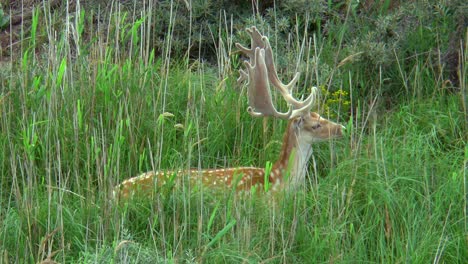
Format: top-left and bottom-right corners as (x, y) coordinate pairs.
(236, 26), (316, 119)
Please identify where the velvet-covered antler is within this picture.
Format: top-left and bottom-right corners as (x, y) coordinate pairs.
(236, 26), (316, 119)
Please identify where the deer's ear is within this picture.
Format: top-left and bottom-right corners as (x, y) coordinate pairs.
(293, 116), (305, 131)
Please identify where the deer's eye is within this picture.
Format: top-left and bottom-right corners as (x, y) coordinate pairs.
(311, 123), (321, 130)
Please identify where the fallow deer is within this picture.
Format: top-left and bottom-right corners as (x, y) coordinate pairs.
(114, 26), (344, 200)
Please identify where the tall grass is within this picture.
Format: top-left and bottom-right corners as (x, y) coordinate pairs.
(0, 1), (466, 263)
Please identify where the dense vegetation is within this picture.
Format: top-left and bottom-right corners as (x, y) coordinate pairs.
(0, 0), (466, 263)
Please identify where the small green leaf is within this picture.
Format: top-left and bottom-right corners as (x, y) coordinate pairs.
(206, 219), (236, 248)
(451, 172), (457, 182)
(77, 99), (82, 129)
(264, 161), (272, 192)
(57, 57), (67, 87)
(207, 202), (220, 232)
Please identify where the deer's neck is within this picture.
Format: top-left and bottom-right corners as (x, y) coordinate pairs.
(270, 122), (312, 190)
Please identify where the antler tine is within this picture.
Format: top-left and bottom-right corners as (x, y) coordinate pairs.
(236, 68), (248, 84)
(290, 86), (317, 119)
(235, 26), (265, 60)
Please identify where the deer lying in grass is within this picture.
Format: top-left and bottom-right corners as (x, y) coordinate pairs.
(114, 26), (344, 200)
